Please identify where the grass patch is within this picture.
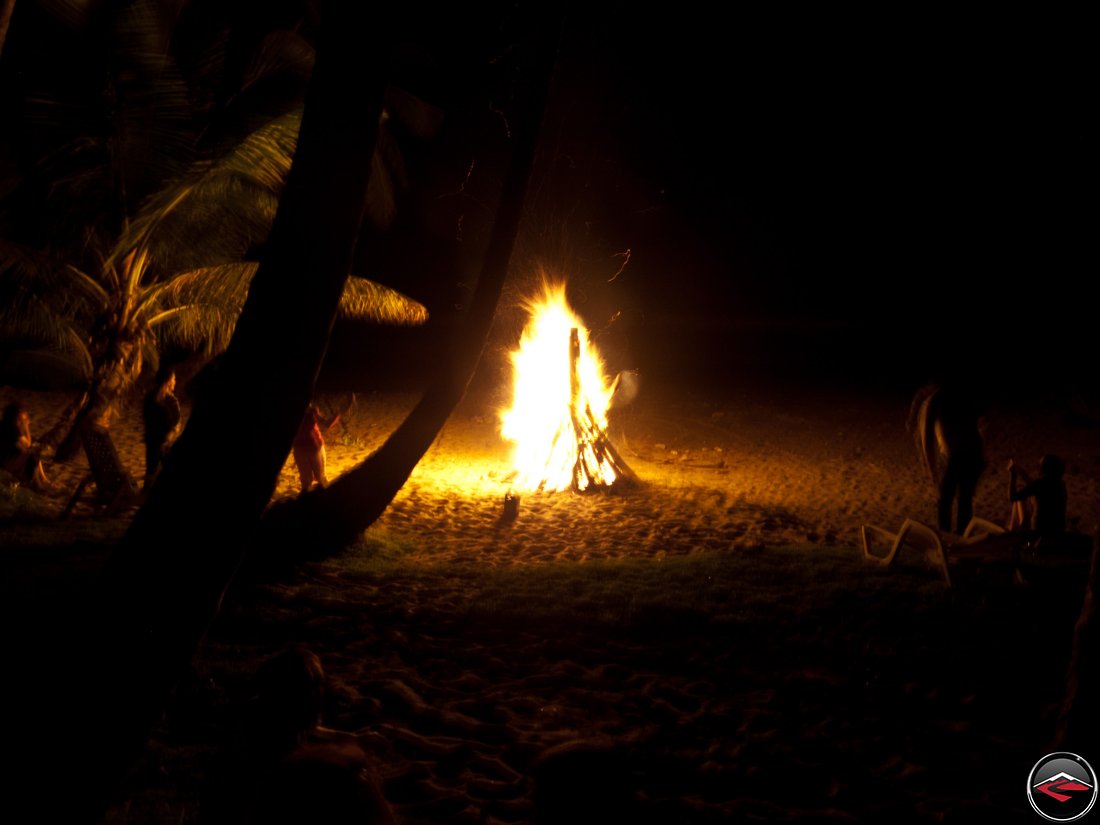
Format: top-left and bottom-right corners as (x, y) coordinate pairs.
(455, 546), (955, 631)
(328, 534), (960, 637)
(0, 480), (56, 521)
(325, 526), (433, 573)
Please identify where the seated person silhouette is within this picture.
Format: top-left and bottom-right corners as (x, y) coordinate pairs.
(0, 401), (56, 493)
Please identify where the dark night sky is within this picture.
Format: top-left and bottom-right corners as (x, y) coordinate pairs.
(532, 6), (1094, 392)
(0, 3), (1092, 395)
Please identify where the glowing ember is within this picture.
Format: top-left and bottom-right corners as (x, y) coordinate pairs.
(501, 282), (629, 492)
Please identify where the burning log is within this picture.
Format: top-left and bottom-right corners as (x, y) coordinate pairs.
(567, 328), (634, 491)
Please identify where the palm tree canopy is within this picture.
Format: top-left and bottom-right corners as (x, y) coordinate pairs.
(145, 262), (427, 355)
(0, 0), (448, 399)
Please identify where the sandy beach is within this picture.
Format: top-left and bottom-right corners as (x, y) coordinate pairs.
(3, 377), (1098, 823)
(11, 376), (1100, 556)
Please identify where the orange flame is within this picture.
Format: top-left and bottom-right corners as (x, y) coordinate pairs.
(501, 282), (617, 492)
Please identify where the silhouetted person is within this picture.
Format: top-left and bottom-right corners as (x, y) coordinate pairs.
(910, 382), (986, 534)
(1008, 454), (1067, 539)
(201, 646), (394, 825)
(292, 403), (339, 494)
(142, 365), (182, 488)
(0, 401), (56, 493)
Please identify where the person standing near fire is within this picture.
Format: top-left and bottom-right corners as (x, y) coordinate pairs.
(292, 402), (340, 494)
(909, 380), (986, 534)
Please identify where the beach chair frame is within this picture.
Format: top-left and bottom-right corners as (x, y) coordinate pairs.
(860, 516), (1013, 588)
(861, 518), (953, 586)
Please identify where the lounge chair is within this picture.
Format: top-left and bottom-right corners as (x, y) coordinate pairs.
(59, 425), (143, 519)
(860, 516), (1015, 588)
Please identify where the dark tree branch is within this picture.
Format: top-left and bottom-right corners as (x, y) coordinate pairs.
(253, 7), (562, 560)
(26, 4), (390, 819)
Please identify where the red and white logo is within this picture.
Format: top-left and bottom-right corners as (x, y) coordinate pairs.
(1028, 753), (1097, 822)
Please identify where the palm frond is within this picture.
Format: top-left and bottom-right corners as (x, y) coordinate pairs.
(8, 0), (197, 253)
(0, 238), (107, 314)
(147, 302), (242, 355)
(2, 133), (118, 256)
(92, 241), (121, 294)
(0, 303), (69, 351)
(0, 283), (88, 357)
(138, 262), (259, 324)
(210, 31), (315, 142)
(138, 262), (425, 362)
(0, 237), (63, 288)
(340, 276), (428, 326)
(139, 261), (258, 354)
(110, 0), (197, 203)
(63, 264), (111, 307)
(111, 114), (300, 278)
(0, 240), (104, 389)
(109, 91), (418, 283)
(121, 246), (151, 318)
(139, 178), (280, 279)
(204, 111), (301, 190)
(63, 324), (95, 378)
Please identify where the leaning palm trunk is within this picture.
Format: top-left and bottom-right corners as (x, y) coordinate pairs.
(23, 7), (390, 821)
(52, 338), (143, 458)
(254, 10), (561, 561)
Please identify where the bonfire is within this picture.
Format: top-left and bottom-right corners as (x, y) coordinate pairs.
(500, 283), (634, 493)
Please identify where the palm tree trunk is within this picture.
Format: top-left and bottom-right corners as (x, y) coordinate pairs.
(253, 9), (562, 561)
(51, 367), (121, 460)
(22, 5), (389, 820)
